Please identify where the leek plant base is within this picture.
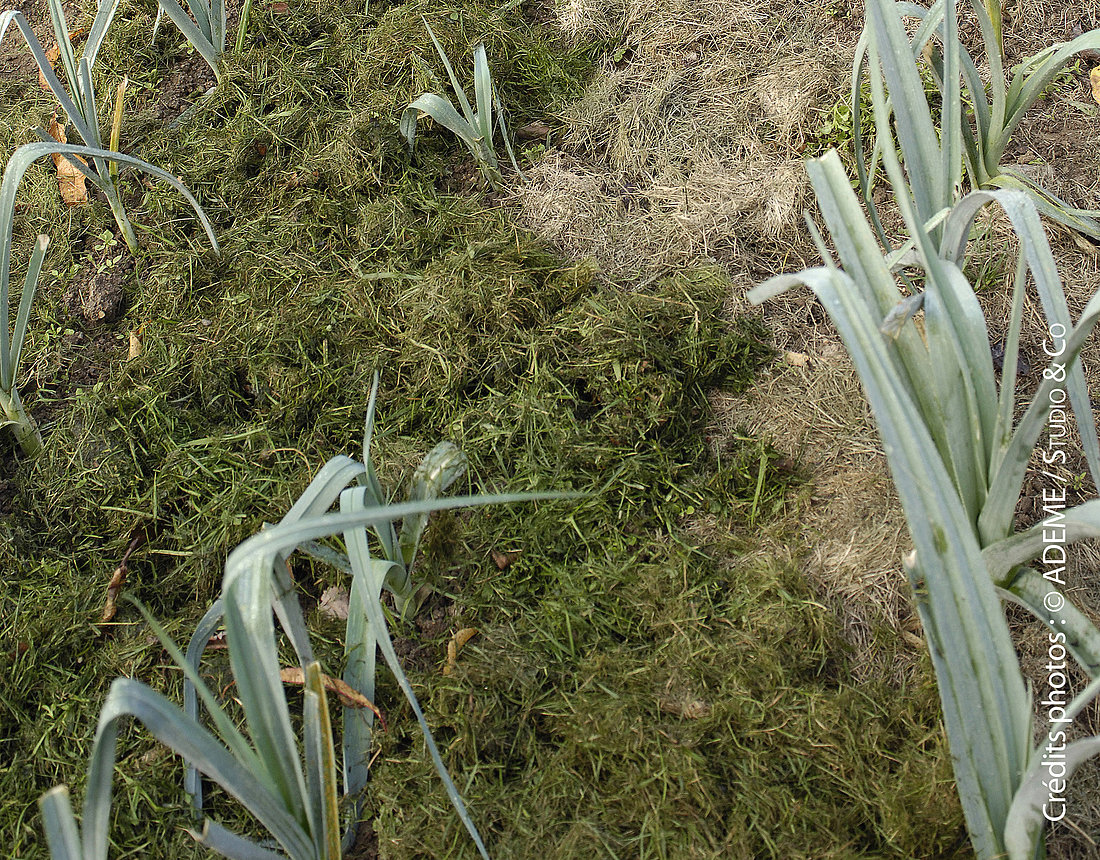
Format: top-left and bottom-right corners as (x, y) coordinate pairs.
(153, 0), (229, 81)
(0, 235), (48, 456)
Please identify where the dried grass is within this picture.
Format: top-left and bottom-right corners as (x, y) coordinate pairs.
(506, 0), (844, 282)
(511, 150), (809, 282)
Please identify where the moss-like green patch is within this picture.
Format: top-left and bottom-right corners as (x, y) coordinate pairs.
(368, 551), (965, 858)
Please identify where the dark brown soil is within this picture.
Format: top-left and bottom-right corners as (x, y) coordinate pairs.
(520, 0), (557, 28)
(345, 821), (379, 860)
(64, 231), (133, 325)
(439, 154), (490, 197)
(154, 0), (241, 124)
(0, 438), (19, 515)
(41, 328), (118, 393)
(0, 0), (47, 86)
(0, 0), (42, 85)
(0, 0), (101, 98)
(155, 50), (217, 124)
(1016, 448), (1096, 531)
(390, 590), (457, 672)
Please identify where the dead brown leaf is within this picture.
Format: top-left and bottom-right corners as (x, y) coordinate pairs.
(205, 631), (229, 650)
(1091, 67), (1100, 107)
(444, 627), (479, 675)
(7, 641), (30, 660)
(279, 667), (386, 728)
(100, 534), (145, 624)
(1070, 228), (1100, 258)
(128, 332), (142, 359)
(490, 548), (519, 570)
(318, 585), (349, 621)
(37, 28), (88, 91)
(46, 115), (88, 206)
(38, 45), (61, 91)
(901, 630), (924, 650)
(100, 564), (127, 623)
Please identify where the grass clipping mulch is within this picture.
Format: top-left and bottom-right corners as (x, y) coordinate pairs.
(506, 0), (841, 282)
(715, 200), (1100, 859)
(507, 0), (1100, 853)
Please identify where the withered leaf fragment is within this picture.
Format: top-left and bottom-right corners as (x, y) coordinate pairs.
(37, 26), (89, 90)
(490, 548), (519, 570)
(444, 627), (479, 675)
(100, 534), (145, 624)
(100, 564), (127, 623)
(38, 45), (61, 91)
(46, 115), (88, 206)
(279, 667), (386, 728)
(318, 585), (349, 621)
(516, 121), (551, 141)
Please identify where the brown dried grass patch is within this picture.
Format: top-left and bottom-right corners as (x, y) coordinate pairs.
(506, 0), (848, 282)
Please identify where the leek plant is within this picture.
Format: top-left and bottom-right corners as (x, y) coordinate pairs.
(0, 141), (217, 455)
(0, 235), (48, 456)
(982, 0), (1003, 57)
(0, 0), (219, 256)
(400, 20), (521, 190)
(152, 0), (243, 82)
(750, 5), (1100, 848)
(39, 377), (566, 859)
(853, 0), (1100, 243)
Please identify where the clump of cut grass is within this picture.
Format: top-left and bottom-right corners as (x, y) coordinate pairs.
(348, 0), (596, 121)
(365, 549), (965, 858)
(508, 0), (840, 282)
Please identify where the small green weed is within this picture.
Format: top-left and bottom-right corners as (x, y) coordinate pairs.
(805, 80), (876, 160)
